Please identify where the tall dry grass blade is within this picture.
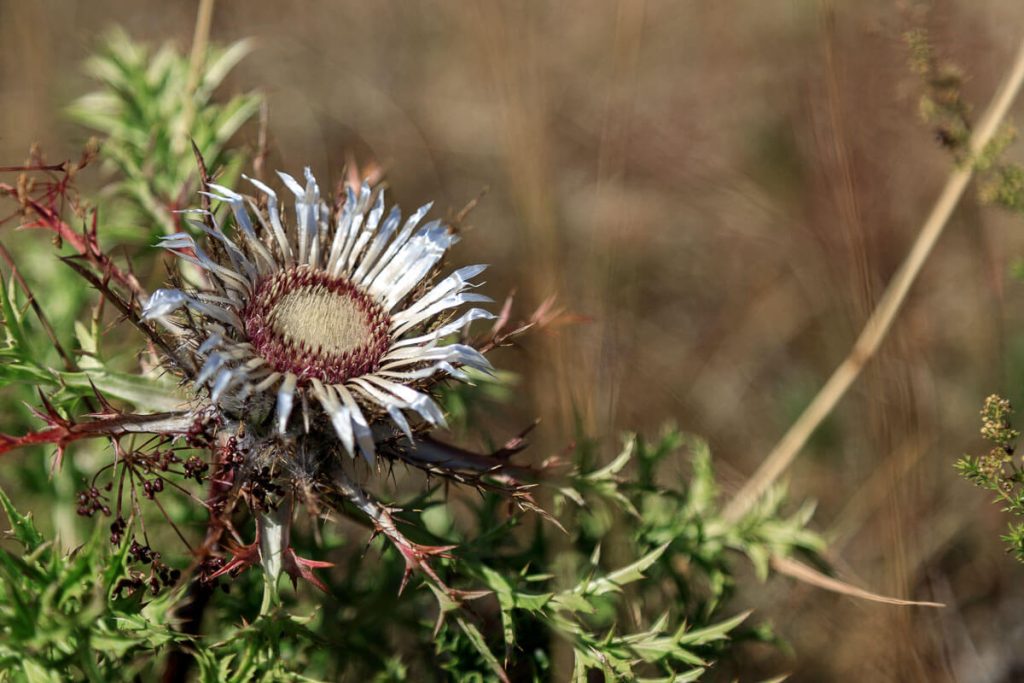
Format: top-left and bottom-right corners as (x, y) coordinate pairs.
(723, 37), (1024, 523)
(770, 555), (944, 608)
(176, 0), (216, 156)
(186, 0), (215, 94)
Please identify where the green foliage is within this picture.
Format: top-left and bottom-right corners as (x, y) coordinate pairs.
(0, 428), (824, 681)
(0, 481), (338, 682)
(412, 428), (825, 681)
(924, 27), (1024, 564)
(190, 610), (328, 683)
(0, 483), (185, 681)
(0, 269), (181, 413)
(0, 27), (258, 423)
(980, 155), (1024, 213)
(0, 273), (53, 389)
(68, 28), (261, 237)
(975, 124), (1024, 214)
(956, 395), (1024, 562)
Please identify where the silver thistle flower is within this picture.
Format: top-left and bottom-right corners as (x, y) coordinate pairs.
(0, 157), (551, 597)
(142, 168), (494, 462)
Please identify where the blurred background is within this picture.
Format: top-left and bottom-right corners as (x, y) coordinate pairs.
(2, 0), (1024, 680)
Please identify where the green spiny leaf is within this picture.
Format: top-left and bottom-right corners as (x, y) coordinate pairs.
(0, 482), (44, 549)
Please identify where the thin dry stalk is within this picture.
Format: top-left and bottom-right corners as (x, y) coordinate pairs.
(175, 0), (216, 157)
(723, 37), (1024, 523)
(186, 0), (215, 93)
(770, 555), (944, 607)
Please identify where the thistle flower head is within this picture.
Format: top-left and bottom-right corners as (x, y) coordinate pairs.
(143, 168), (495, 463)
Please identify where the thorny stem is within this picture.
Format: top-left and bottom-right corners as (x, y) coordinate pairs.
(61, 258), (197, 378)
(0, 410), (193, 460)
(332, 467), (456, 596)
(256, 500), (293, 614)
(0, 163), (67, 173)
(0, 182), (146, 299)
(723, 36), (1024, 523)
(161, 433), (238, 683)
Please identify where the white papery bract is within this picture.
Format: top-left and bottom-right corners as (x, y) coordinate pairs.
(142, 168), (494, 463)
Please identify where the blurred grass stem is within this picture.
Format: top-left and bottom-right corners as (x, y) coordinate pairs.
(176, 0), (215, 156)
(723, 36), (1024, 523)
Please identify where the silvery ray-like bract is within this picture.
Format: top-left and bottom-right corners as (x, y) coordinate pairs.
(142, 168), (495, 462)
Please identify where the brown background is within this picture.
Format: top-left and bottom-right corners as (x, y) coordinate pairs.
(3, 1), (1024, 680)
